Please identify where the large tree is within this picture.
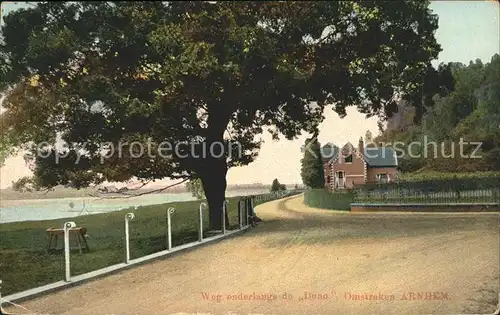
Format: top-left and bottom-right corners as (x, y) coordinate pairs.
(0, 1), (441, 229)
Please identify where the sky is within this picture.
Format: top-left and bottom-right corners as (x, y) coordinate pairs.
(0, 1), (499, 189)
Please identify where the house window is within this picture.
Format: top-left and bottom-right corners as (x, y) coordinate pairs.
(376, 173), (388, 183)
(326, 175), (331, 183)
(344, 155), (353, 163)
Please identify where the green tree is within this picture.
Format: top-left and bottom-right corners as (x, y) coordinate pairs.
(376, 54), (500, 173)
(300, 136), (324, 188)
(403, 62), (455, 124)
(0, 1), (441, 229)
(270, 178), (282, 192)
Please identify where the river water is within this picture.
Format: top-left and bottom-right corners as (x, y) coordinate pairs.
(0, 189), (269, 224)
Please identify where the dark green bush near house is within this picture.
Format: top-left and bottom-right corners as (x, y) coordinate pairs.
(303, 189), (353, 210)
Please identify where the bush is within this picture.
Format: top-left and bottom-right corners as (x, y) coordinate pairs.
(303, 189), (353, 210)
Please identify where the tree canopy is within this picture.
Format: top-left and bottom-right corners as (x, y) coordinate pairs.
(376, 54), (500, 173)
(0, 1), (441, 229)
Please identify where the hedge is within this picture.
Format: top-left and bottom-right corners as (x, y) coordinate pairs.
(398, 171), (500, 182)
(358, 177), (500, 192)
(354, 176), (500, 204)
(303, 189), (353, 210)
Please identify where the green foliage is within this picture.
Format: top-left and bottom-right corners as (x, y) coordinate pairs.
(303, 189), (353, 210)
(11, 176), (37, 192)
(361, 176), (500, 191)
(0, 113), (19, 167)
(300, 136), (325, 188)
(398, 171), (500, 181)
(354, 177), (500, 204)
(270, 178), (286, 192)
(376, 54), (500, 173)
(186, 178), (205, 200)
(396, 156), (426, 173)
(403, 63), (455, 123)
(0, 138), (12, 167)
(0, 1), (441, 191)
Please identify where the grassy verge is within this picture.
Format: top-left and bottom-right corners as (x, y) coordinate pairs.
(0, 193), (292, 296)
(303, 189), (353, 210)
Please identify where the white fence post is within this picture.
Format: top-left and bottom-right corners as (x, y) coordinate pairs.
(222, 201), (227, 234)
(239, 200), (243, 229)
(64, 221), (76, 282)
(199, 203), (207, 242)
(167, 207), (175, 250)
(124, 213), (135, 264)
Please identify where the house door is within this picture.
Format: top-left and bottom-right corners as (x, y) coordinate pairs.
(337, 171), (345, 188)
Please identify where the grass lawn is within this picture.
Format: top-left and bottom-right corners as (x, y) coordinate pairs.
(303, 189), (353, 210)
(0, 193), (291, 296)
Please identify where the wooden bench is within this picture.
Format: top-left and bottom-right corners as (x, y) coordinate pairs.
(46, 227), (90, 254)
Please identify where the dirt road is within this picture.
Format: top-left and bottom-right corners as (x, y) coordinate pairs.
(5, 195), (499, 315)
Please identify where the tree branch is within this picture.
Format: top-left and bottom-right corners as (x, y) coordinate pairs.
(87, 178), (189, 199)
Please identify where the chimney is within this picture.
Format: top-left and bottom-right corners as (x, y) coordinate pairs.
(358, 137), (364, 155)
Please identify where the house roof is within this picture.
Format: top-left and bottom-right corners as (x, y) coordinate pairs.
(322, 142), (398, 167)
(320, 143), (340, 162)
(364, 147), (398, 167)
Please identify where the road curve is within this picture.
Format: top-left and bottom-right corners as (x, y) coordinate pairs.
(5, 195), (499, 315)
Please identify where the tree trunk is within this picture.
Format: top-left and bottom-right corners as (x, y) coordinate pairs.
(200, 157), (230, 230)
(198, 109), (231, 231)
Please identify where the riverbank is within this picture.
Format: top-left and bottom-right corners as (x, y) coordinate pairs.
(0, 189), (270, 223)
(0, 191), (299, 296)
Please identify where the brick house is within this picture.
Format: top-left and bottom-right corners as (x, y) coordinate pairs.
(322, 138), (398, 191)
